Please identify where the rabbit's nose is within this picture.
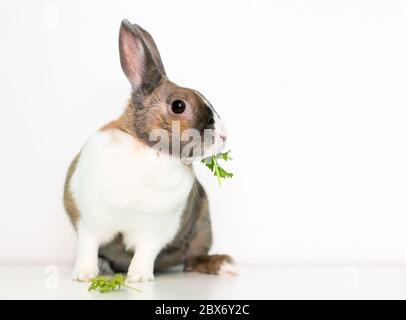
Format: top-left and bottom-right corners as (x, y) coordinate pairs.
(219, 133), (227, 143)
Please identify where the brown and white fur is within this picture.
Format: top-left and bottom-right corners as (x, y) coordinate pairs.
(63, 20), (234, 283)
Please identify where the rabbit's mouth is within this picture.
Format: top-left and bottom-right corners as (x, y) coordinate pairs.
(180, 131), (227, 163)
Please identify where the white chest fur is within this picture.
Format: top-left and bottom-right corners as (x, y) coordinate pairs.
(70, 129), (194, 247)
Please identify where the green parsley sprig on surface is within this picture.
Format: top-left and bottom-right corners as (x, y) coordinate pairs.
(88, 274), (141, 293)
(201, 151), (233, 186)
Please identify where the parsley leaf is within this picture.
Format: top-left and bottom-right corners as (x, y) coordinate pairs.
(88, 274), (141, 293)
(201, 151), (234, 186)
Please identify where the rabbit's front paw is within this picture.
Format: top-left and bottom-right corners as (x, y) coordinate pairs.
(126, 269), (154, 283)
(73, 266), (99, 282)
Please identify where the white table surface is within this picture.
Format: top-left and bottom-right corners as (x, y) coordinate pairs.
(1, 264), (405, 300)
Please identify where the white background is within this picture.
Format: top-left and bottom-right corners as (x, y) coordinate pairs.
(1, 0), (405, 265)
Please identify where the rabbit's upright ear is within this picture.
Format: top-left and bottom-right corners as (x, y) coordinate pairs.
(132, 24), (166, 76)
(119, 19), (163, 94)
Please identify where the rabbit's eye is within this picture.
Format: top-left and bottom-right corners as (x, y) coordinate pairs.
(171, 100), (186, 114)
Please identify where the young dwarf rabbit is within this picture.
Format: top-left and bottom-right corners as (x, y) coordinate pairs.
(63, 19), (234, 283)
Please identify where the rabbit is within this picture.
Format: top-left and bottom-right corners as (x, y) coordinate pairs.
(63, 19), (235, 283)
